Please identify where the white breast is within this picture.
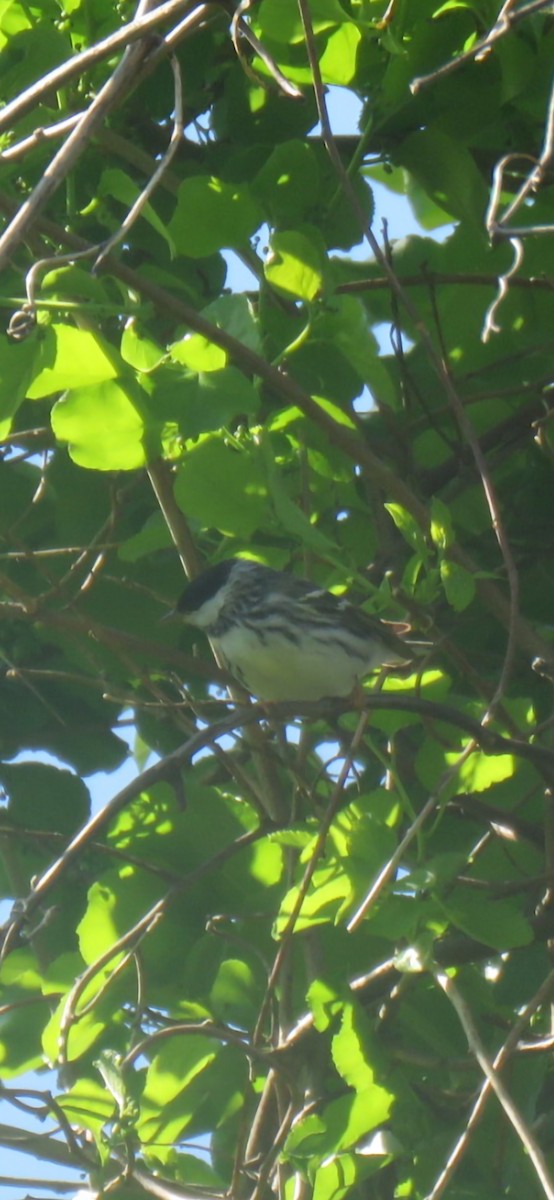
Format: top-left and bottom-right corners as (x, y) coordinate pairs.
(213, 624), (371, 701)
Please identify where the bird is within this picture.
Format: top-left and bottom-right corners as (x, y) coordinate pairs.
(172, 558), (413, 703)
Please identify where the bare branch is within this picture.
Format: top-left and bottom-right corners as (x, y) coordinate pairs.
(433, 967), (554, 1200)
(93, 46), (184, 272)
(411, 0), (553, 93)
(0, 0), (212, 136)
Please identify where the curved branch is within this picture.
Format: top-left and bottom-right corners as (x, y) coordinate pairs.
(0, 0), (213, 136)
(2, 688), (552, 962)
(2, 190), (551, 668)
(411, 0), (553, 93)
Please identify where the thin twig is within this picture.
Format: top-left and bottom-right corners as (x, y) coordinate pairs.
(0, 1119), (84, 1168)
(1, 189), (552, 669)
(57, 912), (163, 1064)
(252, 711), (370, 1043)
(0, 0), (210, 135)
(122, 1020), (276, 1070)
(231, 1), (303, 99)
(147, 460), (202, 579)
(297, 0), (522, 726)
(427, 964), (554, 1198)
(442, 395), (520, 722)
(93, 46), (184, 271)
(347, 739), (476, 932)
(432, 967), (554, 1200)
(490, 77), (554, 231)
(0, 113), (85, 163)
(0, 821), (181, 880)
(124, 1160), (225, 1200)
(336, 271), (554, 294)
(482, 236), (525, 340)
(0, 1176), (76, 1192)
(0, 11), (155, 272)
(411, 0), (553, 93)
(296, 0), (544, 716)
(2, 688), (553, 961)
(483, 77), (554, 331)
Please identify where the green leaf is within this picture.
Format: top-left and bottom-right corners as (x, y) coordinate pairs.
(332, 1003), (376, 1093)
(293, 1084), (393, 1156)
(261, 437), (339, 554)
(320, 23), (361, 86)
(384, 503), (428, 557)
(41, 264), (112, 306)
(307, 979), (342, 1032)
(77, 869), (165, 966)
(430, 497), (454, 550)
(439, 892), (533, 950)
(121, 323), (165, 371)
(398, 129), (488, 229)
(27, 324), (122, 398)
(315, 295), (395, 405)
(140, 1034), (216, 1111)
(313, 1154), (360, 1200)
(253, 140), (320, 225)
(170, 294), (261, 372)
(264, 230), (324, 300)
(174, 435), (268, 536)
(42, 989), (118, 1065)
(285, 1112), (328, 1156)
(440, 558), (476, 611)
(197, 368), (259, 422)
(204, 294), (262, 353)
(169, 176), (262, 257)
(95, 1049), (128, 1115)
(210, 958), (258, 1024)
(374, 670), (451, 734)
(276, 866), (352, 934)
(51, 379), (152, 469)
(151, 365), (259, 439)
(99, 167), (176, 256)
(311, 394), (357, 429)
(58, 1077), (116, 1144)
(416, 741), (516, 796)
(456, 748), (515, 792)
(0, 989), (44, 1076)
(254, 0), (346, 43)
(322, 1086), (393, 1153)
(0, 761), (90, 833)
(312, 1151), (385, 1200)
(170, 334), (227, 372)
(118, 512), (171, 561)
(0, 333), (40, 435)
(0, 21), (70, 85)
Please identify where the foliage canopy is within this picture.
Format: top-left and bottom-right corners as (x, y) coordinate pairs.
(0, 1), (554, 1199)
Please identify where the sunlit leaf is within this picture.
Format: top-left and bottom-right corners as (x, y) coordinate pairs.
(27, 324), (122, 398)
(169, 176), (262, 257)
(264, 229), (324, 300)
(1, 2), (554, 1194)
(174, 434), (268, 535)
(51, 379), (151, 469)
(440, 558), (476, 610)
(320, 23), (361, 86)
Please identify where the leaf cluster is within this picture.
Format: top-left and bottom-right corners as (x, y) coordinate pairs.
(0, 2), (554, 1200)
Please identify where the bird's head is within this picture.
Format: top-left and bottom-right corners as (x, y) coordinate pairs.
(174, 558), (250, 630)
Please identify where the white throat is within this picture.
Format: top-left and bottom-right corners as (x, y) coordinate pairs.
(184, 579), (233, 629)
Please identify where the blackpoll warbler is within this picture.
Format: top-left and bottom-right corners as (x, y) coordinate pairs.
(175, 559), (412, 702)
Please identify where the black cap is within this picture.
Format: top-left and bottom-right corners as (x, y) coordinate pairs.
(176, 559), (238, 615)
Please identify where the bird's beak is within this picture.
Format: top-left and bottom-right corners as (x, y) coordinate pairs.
(160, 608), (178, 623)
